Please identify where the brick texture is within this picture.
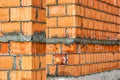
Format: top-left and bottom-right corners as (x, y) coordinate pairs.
(46, 0), (120, 77)
(0, 0), (120, 79)
(0, 0), (46, 80)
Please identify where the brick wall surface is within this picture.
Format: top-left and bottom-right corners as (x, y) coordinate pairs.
(0, 0), (46, 80)
(0, 0), (120, 80)
(46, 0), (120, 77)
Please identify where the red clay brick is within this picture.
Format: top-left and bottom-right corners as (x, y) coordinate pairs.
(10, 71), (37, 80)
(0, 22), (20, 33)
(58, 0), (78, 4)
(22, 56), (39, 70)
(68, 54), (79, 65)
(48, 65), (56, 75)
(49, 28), (66, 38)
(67, 66), (81, 76)
(22, 22), (44, 35)
(54, 54), (65, 64)
(46, 0), (56, 4)
(58, 17), (76, 27)
(46, 44), (61, 53)
(0, 71), (7, 80)
(41, 70), (46, 80)
(62, 44), (77, 53)
(10, 42), (32, 54)
(0, 56), (13, 69)
(22, 0), (42, 7)
(67, 28), (76, 38)
(11, 7), (36, 21)
(0, 43), (8, 54)
(0, 8), (9, 21)
(49, 6), (66, 16)
(67, 5), (78, 15)
(0, 0), (20, 7)
(46, 54), (53, 64)
(47, 18), (57, 27)
(38, 9), (46, 22)
(40, 56), (46, 68)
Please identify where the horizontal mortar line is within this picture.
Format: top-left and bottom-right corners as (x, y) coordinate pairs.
(47, 60), (120, 66)
(47, 27), (120, 34)
(98, 0), (120, 8)
(0, 5), (46, 10)
(47, 69), (120, 78)
(47, 3), (120, 17)
(0, 69), (46, 71)
(46, 52), (120, 55)
(46, 38), (120, 45)
(0, 32), (46, 42)
(47, 15), (120, 25)
(0, 20), (46, 24)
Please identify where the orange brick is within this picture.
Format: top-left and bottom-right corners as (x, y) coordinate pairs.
(42, 0), (46, 9)
(22, 22), (44, 35)
(22, 0), (42, 7)
(37, 71), (41, 80)
(10, 71), (37, 80)
(32, 43), (46, 54)
(46, 44), (61, 53)
(40, 56), (46, 68)
(10, 42), (32, 54)
(49, 6), (66, 16)
(58, 17), (76, 27)
(68, 54), (79, 65)
(0, 56), (13, 69)
(11, 7), (36, 21)
(62, 44), (77, 53)
(0, 71), (7, 80)
(67, 28), (76, 38)
(81, 0), (88, 6)
(46, 54), (53, 64)
(38, 9), (46, 22)
(79, 54), (86, 64)
(22, 56), (39, 70)
(47, 18), (57, 27)
(58, 65), (67, 76)
(0, 43), (8, 54)
(48, 65), (56, 75)
(0, 22), (20, 33)
(49, 28), (66, 38)
(67, 66), (81, 76)
(54, 54), (65, 64)
(58, 0), (78, 4)
(41, 70), (46, 80)
(67, 5), (78, 15)
(0, 0), (20, 7)
(46, 0), (56, 4)
(0, 8), (9, 21)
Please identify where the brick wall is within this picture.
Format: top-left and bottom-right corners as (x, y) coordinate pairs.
(0, 0), (120, 80)
(46, 0), (120, 77)
(0, 0), (46, 80)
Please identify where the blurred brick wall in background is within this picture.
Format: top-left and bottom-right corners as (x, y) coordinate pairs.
(46, 0), (120, 77)
(0, 0), (46, 80)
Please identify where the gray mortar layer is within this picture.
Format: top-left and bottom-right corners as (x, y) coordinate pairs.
(0, 32), (46, 42)
(0, 32), (119, 45)
(46, 38), (120, 45)
(47, 70), (120, 80)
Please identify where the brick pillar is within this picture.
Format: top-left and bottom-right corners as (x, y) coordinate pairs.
(0, 0), (46, 80)
(46, 0), (120, 77)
